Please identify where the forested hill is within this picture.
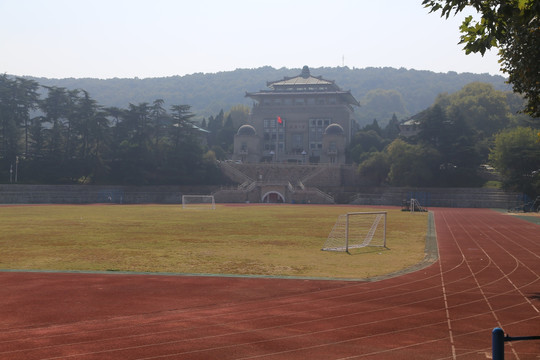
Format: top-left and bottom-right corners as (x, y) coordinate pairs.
(24, 66), (509, 126)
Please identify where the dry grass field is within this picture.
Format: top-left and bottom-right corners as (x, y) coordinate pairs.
(0, 204), (429, 279)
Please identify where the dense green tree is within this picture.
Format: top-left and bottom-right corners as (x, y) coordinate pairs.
(0, 76), (39, 182)
(418, 104), (483, 185)
(217, 114), (236, 152)
(357, 151), (390, 186)
(225, 105), (249, 129)
(348, 130), (386, 164)
(39, 86), (70, 160)
(113, 103), (156, 184)
(443, 82), (510, 138)
(383, 113), (401, 140)
(206, 109), (224, 147)
(489, 126), (540, 196)
(363, 119), (382, 136)
(210, 145), (227, 160)
(150, 99), (167, 147)
(0, 75), (220, 184)
(417, 105), (449, 148)
(423, 0), (540, 118)
(0, 76), (20, 164)
(386, 139), (441, 187)
(13, 77), (40, 157)
(73, 90), (110, 183)
(28, 116), (45, 159)
(167, 104), (208, 183)
(169, 105), (196, 151)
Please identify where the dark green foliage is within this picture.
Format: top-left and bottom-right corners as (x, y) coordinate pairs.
(348, 129), (387, 164)
(490, 127), (540, 196)
(354, 81), (537, 188)
(423, 0), (540, 119)
(0, 76), (219, 185)
(357, 151), (390, 186)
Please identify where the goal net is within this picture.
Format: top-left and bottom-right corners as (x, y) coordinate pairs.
(322, 211), (387, 252)
(182, 195), (216, 210)
(409, 198), (427, 212)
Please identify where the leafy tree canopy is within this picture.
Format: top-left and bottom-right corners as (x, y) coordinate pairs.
(423, 0), (540, 118)
(489, 126), (540, 195)
(434, 82), (511, 137)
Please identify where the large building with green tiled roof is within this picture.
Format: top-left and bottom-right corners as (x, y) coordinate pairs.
(233, 66), (360, 164)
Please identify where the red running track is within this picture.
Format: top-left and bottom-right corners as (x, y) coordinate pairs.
(0, 208), (538, 359)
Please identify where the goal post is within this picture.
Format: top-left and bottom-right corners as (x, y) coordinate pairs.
(409, 198), (427, 213)
(181, 195), (216, 210)
(322, 211), (387, 252)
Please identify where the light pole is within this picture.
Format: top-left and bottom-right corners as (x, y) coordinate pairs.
(15, 156), (18, 183)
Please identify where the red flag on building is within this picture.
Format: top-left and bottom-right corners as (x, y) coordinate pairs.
(277, 116), (283, 125)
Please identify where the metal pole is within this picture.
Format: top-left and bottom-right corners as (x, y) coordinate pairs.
(383, 212), (387, 248)
(345, 213), (349, 253)
(492, 328), (505, 360)
(15, 156), (18, 183)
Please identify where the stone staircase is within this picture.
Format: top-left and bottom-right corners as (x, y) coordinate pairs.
(214, 163), (337, 204)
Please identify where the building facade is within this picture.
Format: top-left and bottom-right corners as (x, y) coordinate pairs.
(233, 66), (359, 164)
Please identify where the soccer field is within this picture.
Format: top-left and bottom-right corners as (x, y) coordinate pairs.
(0, 204), (429, 279)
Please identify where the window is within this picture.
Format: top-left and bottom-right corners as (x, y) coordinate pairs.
(291, 133), (304, 153)
(264, 119), (276, 128)
(308, 118), (331, 154)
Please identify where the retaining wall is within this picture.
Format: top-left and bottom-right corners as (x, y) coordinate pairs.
(350, 187), (522, 209)
(0, 184), (523, 209)
(0, 185), (216, 204)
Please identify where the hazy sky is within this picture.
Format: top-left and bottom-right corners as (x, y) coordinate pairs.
(1, 0), (504, 79)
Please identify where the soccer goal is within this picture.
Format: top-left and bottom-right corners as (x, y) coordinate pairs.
(182, 195), (216, 210)
(409, 198), (427, 212)
(322, 211), (387, 252)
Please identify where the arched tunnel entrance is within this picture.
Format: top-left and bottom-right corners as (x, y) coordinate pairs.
(261, 191), (285, 203)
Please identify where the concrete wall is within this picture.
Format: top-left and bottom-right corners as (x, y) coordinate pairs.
(350, 187), (522, 209)
(0, 183), (522, 209)
(0, 185), (217, 204)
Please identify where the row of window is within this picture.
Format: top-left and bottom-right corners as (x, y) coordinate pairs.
(260, 117), (336, 153)
(274, 85), (331, 92)
(263, 118), (332, 128)
(261, 143), (328, 151)
(263, 133), (284, 141)
(262, 97), (337, 106)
